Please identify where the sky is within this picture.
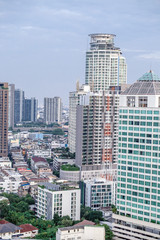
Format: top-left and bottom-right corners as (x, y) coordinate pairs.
(0, 0), (160, 106)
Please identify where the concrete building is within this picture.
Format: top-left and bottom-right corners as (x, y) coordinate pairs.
(53, 158), (75, 172)
(80, 178), (115, 211)
(14, 89), (25, 124)
(8, 84), (15, 128)
(76, 87), (120, 171)
(0, 83), (8, 157)
(85, 33), (127, 91)
(56, 220), (105, 240)
(0, 167), (24, 193)
(68, 84), (90, 153)
(36, 182), (80, 221)
(0, 157), (12, 168)
(113, 71), (160, 240)
(44, 97), (62, 124)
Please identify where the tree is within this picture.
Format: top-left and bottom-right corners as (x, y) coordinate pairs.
(103, 224), (113, 240)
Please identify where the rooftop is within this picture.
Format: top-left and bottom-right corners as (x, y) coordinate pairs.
(138, 71), (160, 82)
(121, 71), (160, 96)
(19, 224), (38, 233)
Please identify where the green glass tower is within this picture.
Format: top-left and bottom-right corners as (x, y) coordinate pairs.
(113, 71), (160, 240)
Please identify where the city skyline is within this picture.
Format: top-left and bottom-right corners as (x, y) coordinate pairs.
(0, 0), (160, 105)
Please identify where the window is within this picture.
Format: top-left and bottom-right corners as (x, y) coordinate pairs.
(127, 96), (135, 107)
(139, 97), (148, 107)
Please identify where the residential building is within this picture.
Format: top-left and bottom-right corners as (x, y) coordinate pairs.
(85, 33), (127, 91)
(56, 220), (105, 240)
(0, 83), (8, 157)
(14, 89), (25, 124)
(36, 182), (80, 221)
(31, 156), (49, 173)
(8, 84), (15, 128)
(113, 71), (160, 240)
(76, 87), (120, 171)
(44, 97), (62, 124)
(0, 221), (21, 239)
(0, 167), (24, 193)
(68, 84), (90, 153)
(0, 157), (12, 168)
(80, 178), (115, 210)
(19, 224), (38, 238)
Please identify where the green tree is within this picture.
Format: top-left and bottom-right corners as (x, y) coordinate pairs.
(103, 224), (113, 240)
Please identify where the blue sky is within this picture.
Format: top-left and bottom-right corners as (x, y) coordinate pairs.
(0, 0), (160, 106)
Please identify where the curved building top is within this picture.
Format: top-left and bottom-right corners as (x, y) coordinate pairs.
(88, 33), (119, 50)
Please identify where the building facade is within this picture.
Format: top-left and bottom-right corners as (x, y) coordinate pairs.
(36, 183), (80, 221)
(14, 89), (25, 124)
(0, 83), (8, 157)
(8, 84), (15, 128)
(81, 178), (115, 211)
(113, 71), (160, 240)
(23, 97), (37, 122)
(44, 97), (62, 124)
(68, 84), (90, 153)
(85, 34), (127, 91)
(76, 87), (120, 171)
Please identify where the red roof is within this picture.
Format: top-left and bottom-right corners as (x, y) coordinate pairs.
(32, 156), (47, 163)
(0, 220), (9, 224)
(74, 220), (95, 226)
(19, 224), (38, 233)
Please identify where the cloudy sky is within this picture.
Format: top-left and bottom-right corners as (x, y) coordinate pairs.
(0, 0), (160, 106)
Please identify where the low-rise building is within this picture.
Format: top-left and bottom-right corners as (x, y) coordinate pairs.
(53, 158), (75, 172)
(36, 182), (80, 221)
(0, 157), (12, 168)
(0, 167), (25, 193)
(56, 220), (105, 240)
(0, 221), (21, 239)
(31, 156), (49, 173)
(19, 224), (38, 238)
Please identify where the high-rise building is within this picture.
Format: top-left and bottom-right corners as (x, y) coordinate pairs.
(0, 83), (8, 157)
(14, 89), (25, 124)
(85, 34), (127, 91)
(76, 86), (120, 171)
(23, 97), (38, 122)
(68, 83), (90, 153)
(113, 71), (160, 240)
(8, 84), (15, 128)
(44, 97), (62, 124)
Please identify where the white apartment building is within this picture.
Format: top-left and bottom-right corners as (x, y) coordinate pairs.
(0, 168), (24, 193)
(85, 33), (127, 91)
(81, 178), (115, 210)
(33, 149), (51, 159)
(44, 97), (62, 124)
(113, 71), (160, 240)
(56, 225), (105, 240)
(36, 182), (80, 221)
(68, 84), (90, 153)
(0, 157), (12, 168)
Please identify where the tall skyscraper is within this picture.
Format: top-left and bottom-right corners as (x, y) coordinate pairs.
(14, 89), (25, 124)
(23, 97), (38, 122)
(113, 71), (160, 240)
(8, 84), (15, 128)
(44, 97), (62, 124)
(76, 86), (120, 171)
(85, 34), (127, 91)
(0, 83), (8, 157)
(68, 83), (90, 153)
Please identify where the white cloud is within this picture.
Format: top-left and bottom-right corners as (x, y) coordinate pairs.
(138, 52), (160, 60)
